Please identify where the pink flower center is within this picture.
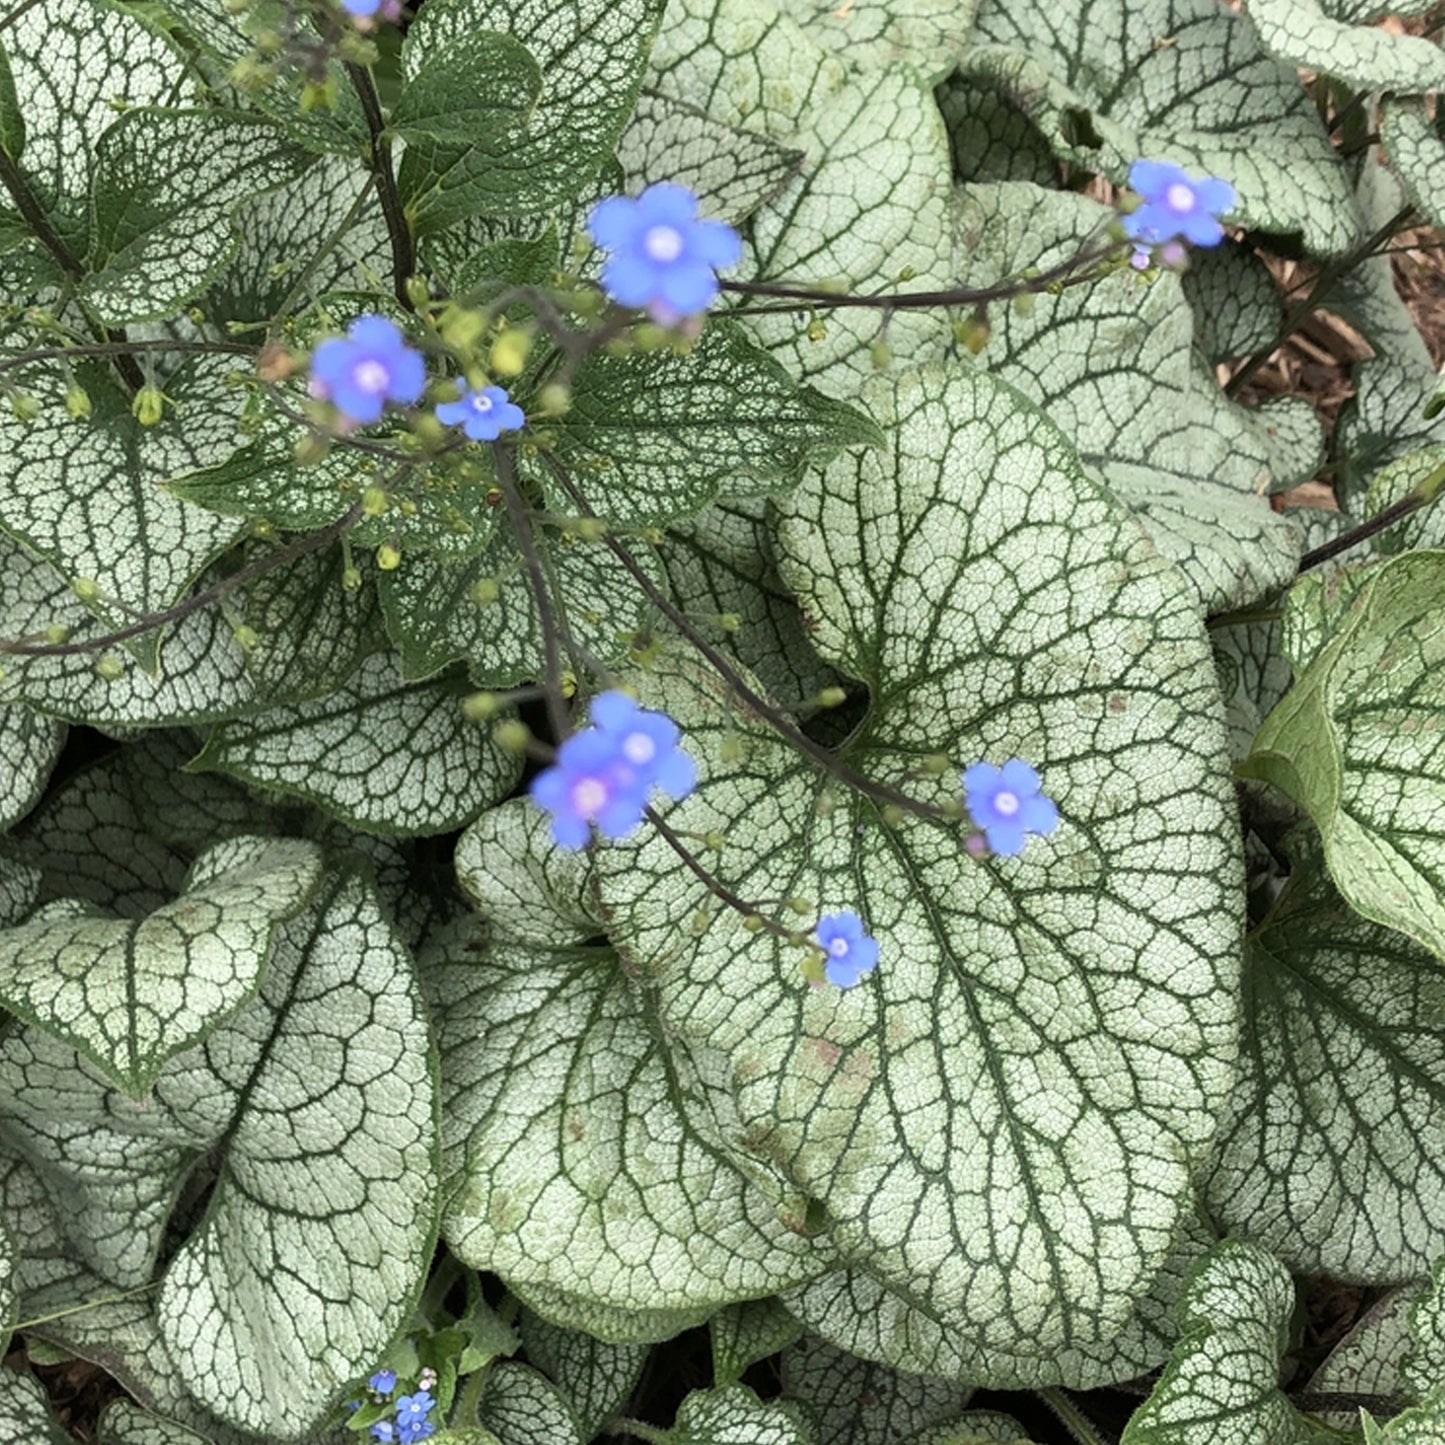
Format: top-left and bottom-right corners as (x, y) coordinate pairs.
(829, 937), (849, 957)
(352, 358), (391, 394)
(994, 790), (1020, 817)
(622, 731), (656, 765)
(571, 777), (609, 818)
(643, 224), (684, 262)
(1165, 182), (1196, 213)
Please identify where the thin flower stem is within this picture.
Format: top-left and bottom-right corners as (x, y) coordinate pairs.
(1225, 205), (1415, 398)
(345, 62), (414, 309)
(537, 452), (959, 825)
(0, 337), (255, 378)
(492, 443), (573, 743)
(645, 805), (804, 946)
(1037, 1387), (1117, 1445)
(450, 1365), (489, 1430)
(720, 235), (1117, 313)
(0, 147), (146, 390)
(0, 500), (364, 658)
(1298, 489), (1434, 572)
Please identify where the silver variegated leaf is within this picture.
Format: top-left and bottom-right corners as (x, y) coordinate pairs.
(597, 366), (1241, 1359)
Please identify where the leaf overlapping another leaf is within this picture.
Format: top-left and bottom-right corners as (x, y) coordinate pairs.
(596, 366), (1242, 1358)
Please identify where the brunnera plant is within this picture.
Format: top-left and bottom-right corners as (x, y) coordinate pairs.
(0, 0), (1443, 1442)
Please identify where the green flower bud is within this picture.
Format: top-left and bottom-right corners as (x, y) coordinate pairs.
(132, 385), (165, 426)
(361, 485), (390, 517)
(492, 718), (531, 752)
(71, 577), (100, 603)
(469, 577), (501, 607)
(461, 691), (502, 721)
(10, 393), (40, 422)
(64, 385), (92, 419)
(95, 655), (125, 681)
(375, 543), (402, 571)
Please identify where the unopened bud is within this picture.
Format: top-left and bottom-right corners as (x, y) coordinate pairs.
(299, 76), (337, 112)
(295, 431), (331, 465)
(461, 691), (502, 721)
(743, 914), (765, 933)
(815, 686), (847, 709)
(573, 516), (608, 542)
(786, 896), (813, 916)
(536, 382), (571, 415)
(65, 385), (92, 419)
(341, 565), (363, 591)
(490, 329), (531, 376)
(492, 718), (531, 752)
(870, 339), (892, 371)
(10, 393), (40, 422)
(807, 319), (828, 343)
(717, 613), (741, 633)
(952, 310), (990, 355)
(882, 804), (903, 828)
(921, 752), (950, 775)
(1012, 292), (1035, 318)
(361, 485), (389, 517)
(95, 655), (124, 681)
(404, 276), (430, 311)
(375, 543), (401, 571)
(719, 733), (744, 764)
(470, 577), (500, 606)
(132, 386), (165, 425)
(43, 624), (69, 645)
(233, 624), (259, 651)
(71, 577), (100, 603)
(689, 909), (712, 936)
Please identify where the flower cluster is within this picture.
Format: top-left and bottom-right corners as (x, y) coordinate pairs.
(530, 691), (697, 850)
(587, 182), (742, 324)
(356, 1368), (437, 1443)
(307, 316), (525, 439)
(1121, 160), (1235, 270)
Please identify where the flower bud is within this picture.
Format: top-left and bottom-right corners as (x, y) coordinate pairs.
(341, 565), (363, 592)
(65, 385), (92, 419)
(806, 319), (828, 342)
(461, 691), (502, 721)
(131, 386), (165, 426)
(71, 577), (100, 603)
(815, 686), (847, 709)
(470, 577), (500, 606)
(375, 543), (401, 571)
(10, 393), (40, 422)
(95, 655), (125, 681)
(536, 382), (571, 416)
(490, 329), (531, 376)
(492, 719), (531, 752)
(870, 339), (892, 371)
(361, 485), (390, 517)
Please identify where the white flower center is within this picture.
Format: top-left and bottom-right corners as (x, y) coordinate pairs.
(993, 789), (1020, 817)
(352, 358), (390, 394)
(1165, 182), (1196, 213)
(470, 392), (494, 413)
(829, 937), (850, 957)
(622, 731), (656, 765)
(571, 777), (609, 817)
(643, 224), (684, 262)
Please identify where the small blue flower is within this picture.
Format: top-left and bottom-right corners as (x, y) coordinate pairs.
(587, 183), (742, 321)
(399, 1422), (437, 1445)
(309, 315), (426, 425)
(395, 1391), (434, 1430)
(963, 759), (1059, 856)
(436, 381), (525, 442)
(1121, 160), (1235, 257)
(587, 690), (698, 798)
(815, 912), (879, 988)
(529, 691), (696, 851)
(370, 1423), (396, 1444)
(368, 1370), (397, 1396)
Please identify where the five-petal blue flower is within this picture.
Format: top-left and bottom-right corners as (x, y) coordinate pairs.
(309, 315), (426, 425)
(369, 1423), (396, 1444)
(399, 1423), (436, 1445)
(815, 912), (879, 988)
(436, 381), (525, 442)
(530, 690), (696, 850)
(395, 1391), (434, 1430)
(369, 1369), (397, 1396)
(587, 183), (742, 321)
(963, 759), (1059, 856)
(1122, 160), (1235, 258)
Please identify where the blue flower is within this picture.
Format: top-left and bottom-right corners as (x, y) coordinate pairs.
(370, 1423), (396, 1444)
(963, 759), (1059, 856)
(309, 315), (426, 426)
(587, 183), (742, 321)
(395, 1391), (434, 1430)
(1121, 161), (1235, 257)
(815, 912), (879, 988)
(399, 1422), (437, 1445)
(436, 381), (525, 442)
(587, 690), (697, 798)
(529, 691), (696, 850)
(368, 1370), (397, 1396)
